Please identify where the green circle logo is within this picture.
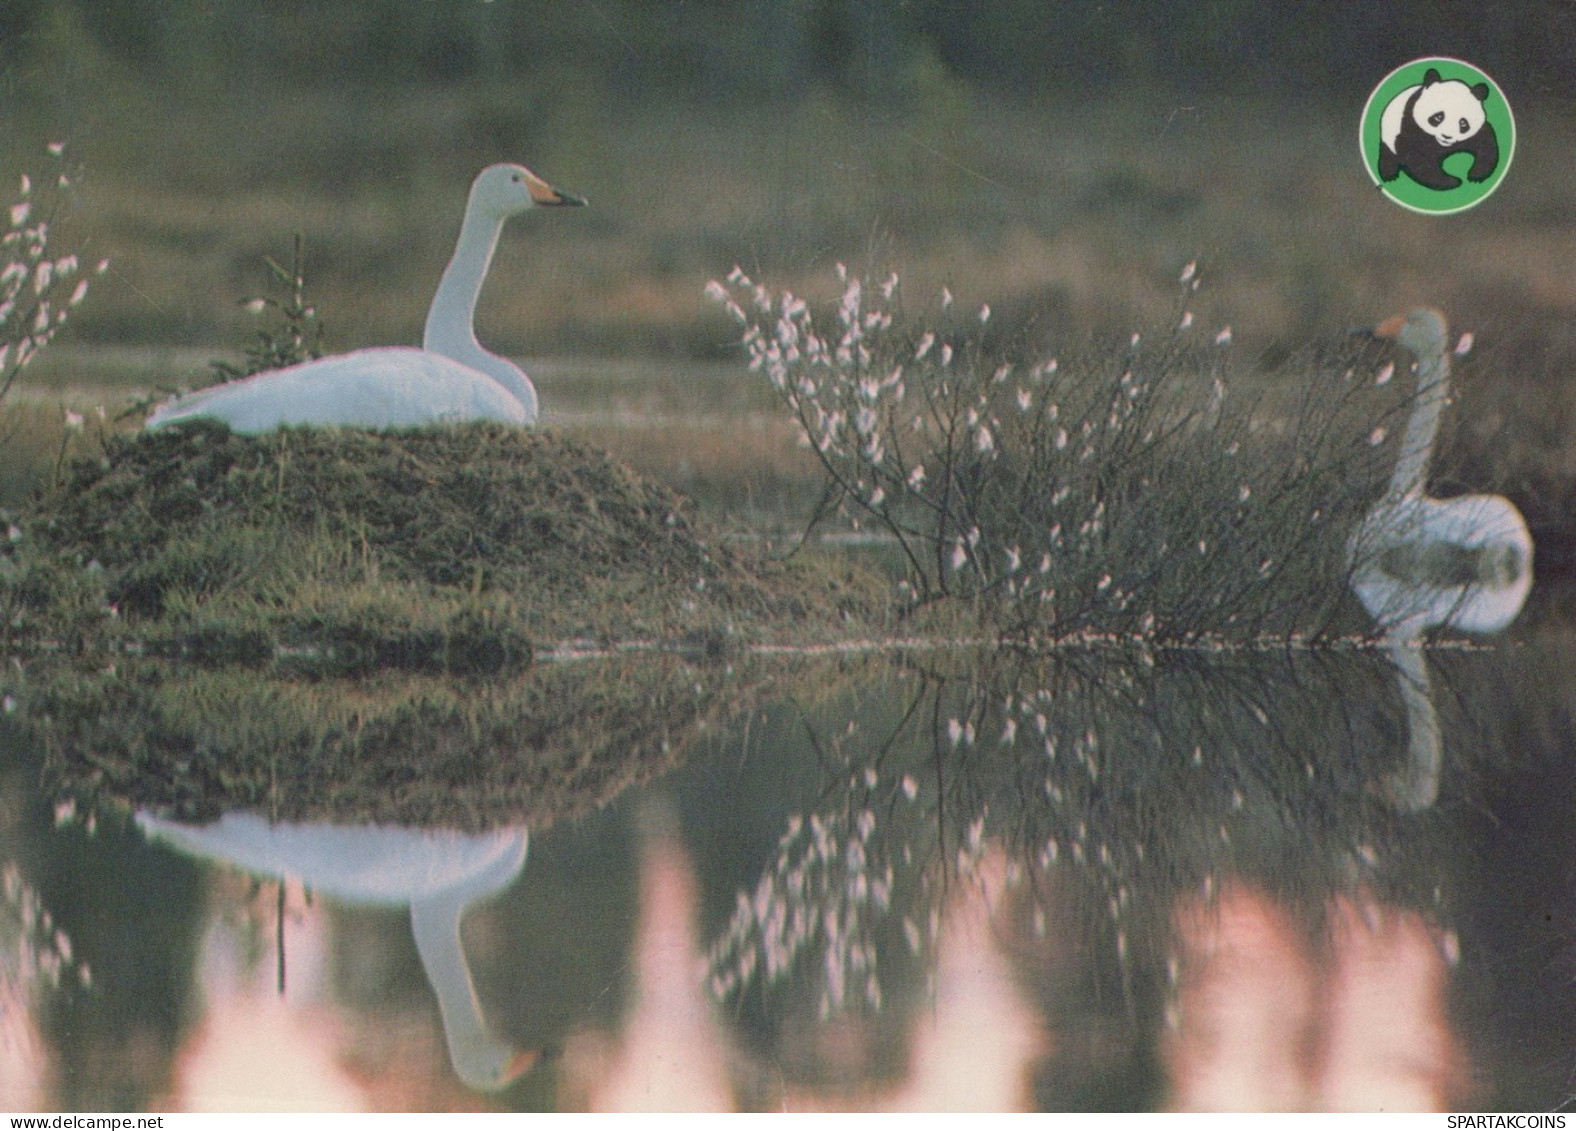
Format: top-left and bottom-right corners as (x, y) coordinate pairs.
(1360, 57), (1514, 214)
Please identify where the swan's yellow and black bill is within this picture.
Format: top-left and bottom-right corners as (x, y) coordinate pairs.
(523, 168), (587, 207)
(1350, 313), (1407, 341)
(1372, 313), (1407, 339)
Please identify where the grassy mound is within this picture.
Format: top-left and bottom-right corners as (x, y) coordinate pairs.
(9, 420), (889, 665)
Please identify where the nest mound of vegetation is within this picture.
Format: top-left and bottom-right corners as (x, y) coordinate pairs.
(13, 421), (887, 666)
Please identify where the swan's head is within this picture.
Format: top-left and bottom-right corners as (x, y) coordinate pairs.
(469, 164), (587, 220)
(455, 1039), (541, 1093)
(1372, 307), (1449, 362)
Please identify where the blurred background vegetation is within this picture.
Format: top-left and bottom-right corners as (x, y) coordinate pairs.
(1, 0), (1572, 343)
(1, 0), (1574, 560)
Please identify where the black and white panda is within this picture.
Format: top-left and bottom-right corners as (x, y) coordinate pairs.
(1378, 68), (1499, 191)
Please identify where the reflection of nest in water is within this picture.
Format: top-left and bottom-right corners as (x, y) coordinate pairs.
(34, 653), (779, 831)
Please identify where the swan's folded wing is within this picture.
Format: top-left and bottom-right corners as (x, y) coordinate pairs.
(145, 347), (531, 433)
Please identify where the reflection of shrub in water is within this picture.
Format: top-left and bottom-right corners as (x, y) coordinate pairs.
(707, 647), (1461, 1049)
(1, 859), (91, 995)
(708, 799), (901, 1018)
(711, 265), (1394, 643)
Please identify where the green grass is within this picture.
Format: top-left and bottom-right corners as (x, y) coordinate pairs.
(1, 420), (895, 668)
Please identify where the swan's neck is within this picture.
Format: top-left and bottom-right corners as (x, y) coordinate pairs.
(406, 832), (530, 1090)
(423, 205), (536, 411)
(1388, 346), (1448, 499)
(1383, 638), (1442, 810)
(411, 896), (518, 1091)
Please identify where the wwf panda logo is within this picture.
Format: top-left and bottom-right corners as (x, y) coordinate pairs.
(1361, 59), (1514, 214)
(1378, 68), (1499, 190)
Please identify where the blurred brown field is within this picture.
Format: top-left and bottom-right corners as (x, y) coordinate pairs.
(4, 4), (1574, 562)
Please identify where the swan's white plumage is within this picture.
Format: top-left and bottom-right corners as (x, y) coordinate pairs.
(145, 347), (534, 431)
(134, 811), (529, 904)
(1351, 490), (1531, 635)
(137, 811), (535, 1091)
(146, 163), (582, 434)
(1348, 307), (1533, 637)
(1346, 309), (1531, 814)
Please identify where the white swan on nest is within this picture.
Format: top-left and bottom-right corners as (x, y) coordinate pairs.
(137, 811), (537, 1091)
(145, 164), (584, 433)
(1349, 307), (1533, 638)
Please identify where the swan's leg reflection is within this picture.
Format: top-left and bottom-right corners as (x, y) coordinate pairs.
(1382, 638), (1443, 812)
(1166, 883), (1459, 1111)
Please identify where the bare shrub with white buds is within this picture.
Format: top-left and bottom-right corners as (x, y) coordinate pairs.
(1, 145), (106, 407)
(710, 263), (1393, 644)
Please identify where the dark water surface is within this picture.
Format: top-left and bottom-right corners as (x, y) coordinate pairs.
(2, 616), (1572, 1111)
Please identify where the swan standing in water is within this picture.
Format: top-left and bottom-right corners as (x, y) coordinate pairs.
(137, 811), (537, 1091)
(1349, 308), (1533, 637)
(1348, 308), (1532, 810)
(145, 164), (585, 433)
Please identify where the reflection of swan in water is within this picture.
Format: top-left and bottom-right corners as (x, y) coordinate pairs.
(1380, 639), (1444, 811)
(146, 164), (585, 433)
(136, 811), (535, 1091)
(1349, 308), (1533, 637)
(1348, 309), (1531, 810)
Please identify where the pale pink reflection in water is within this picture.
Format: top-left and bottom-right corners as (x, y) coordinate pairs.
(1318, 893), (1464, 1110)
(872, 852), (1045, 1112)
(144, 837), (1463, 1111)
(0, 971), (50, 1109)
(569, 842), (1043, 1111)
(578, 823), (735, 1112)
(153, 878), (496, 1112)
(156, 884), (370, 1112)
(1166, 883), (1462, 1112)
